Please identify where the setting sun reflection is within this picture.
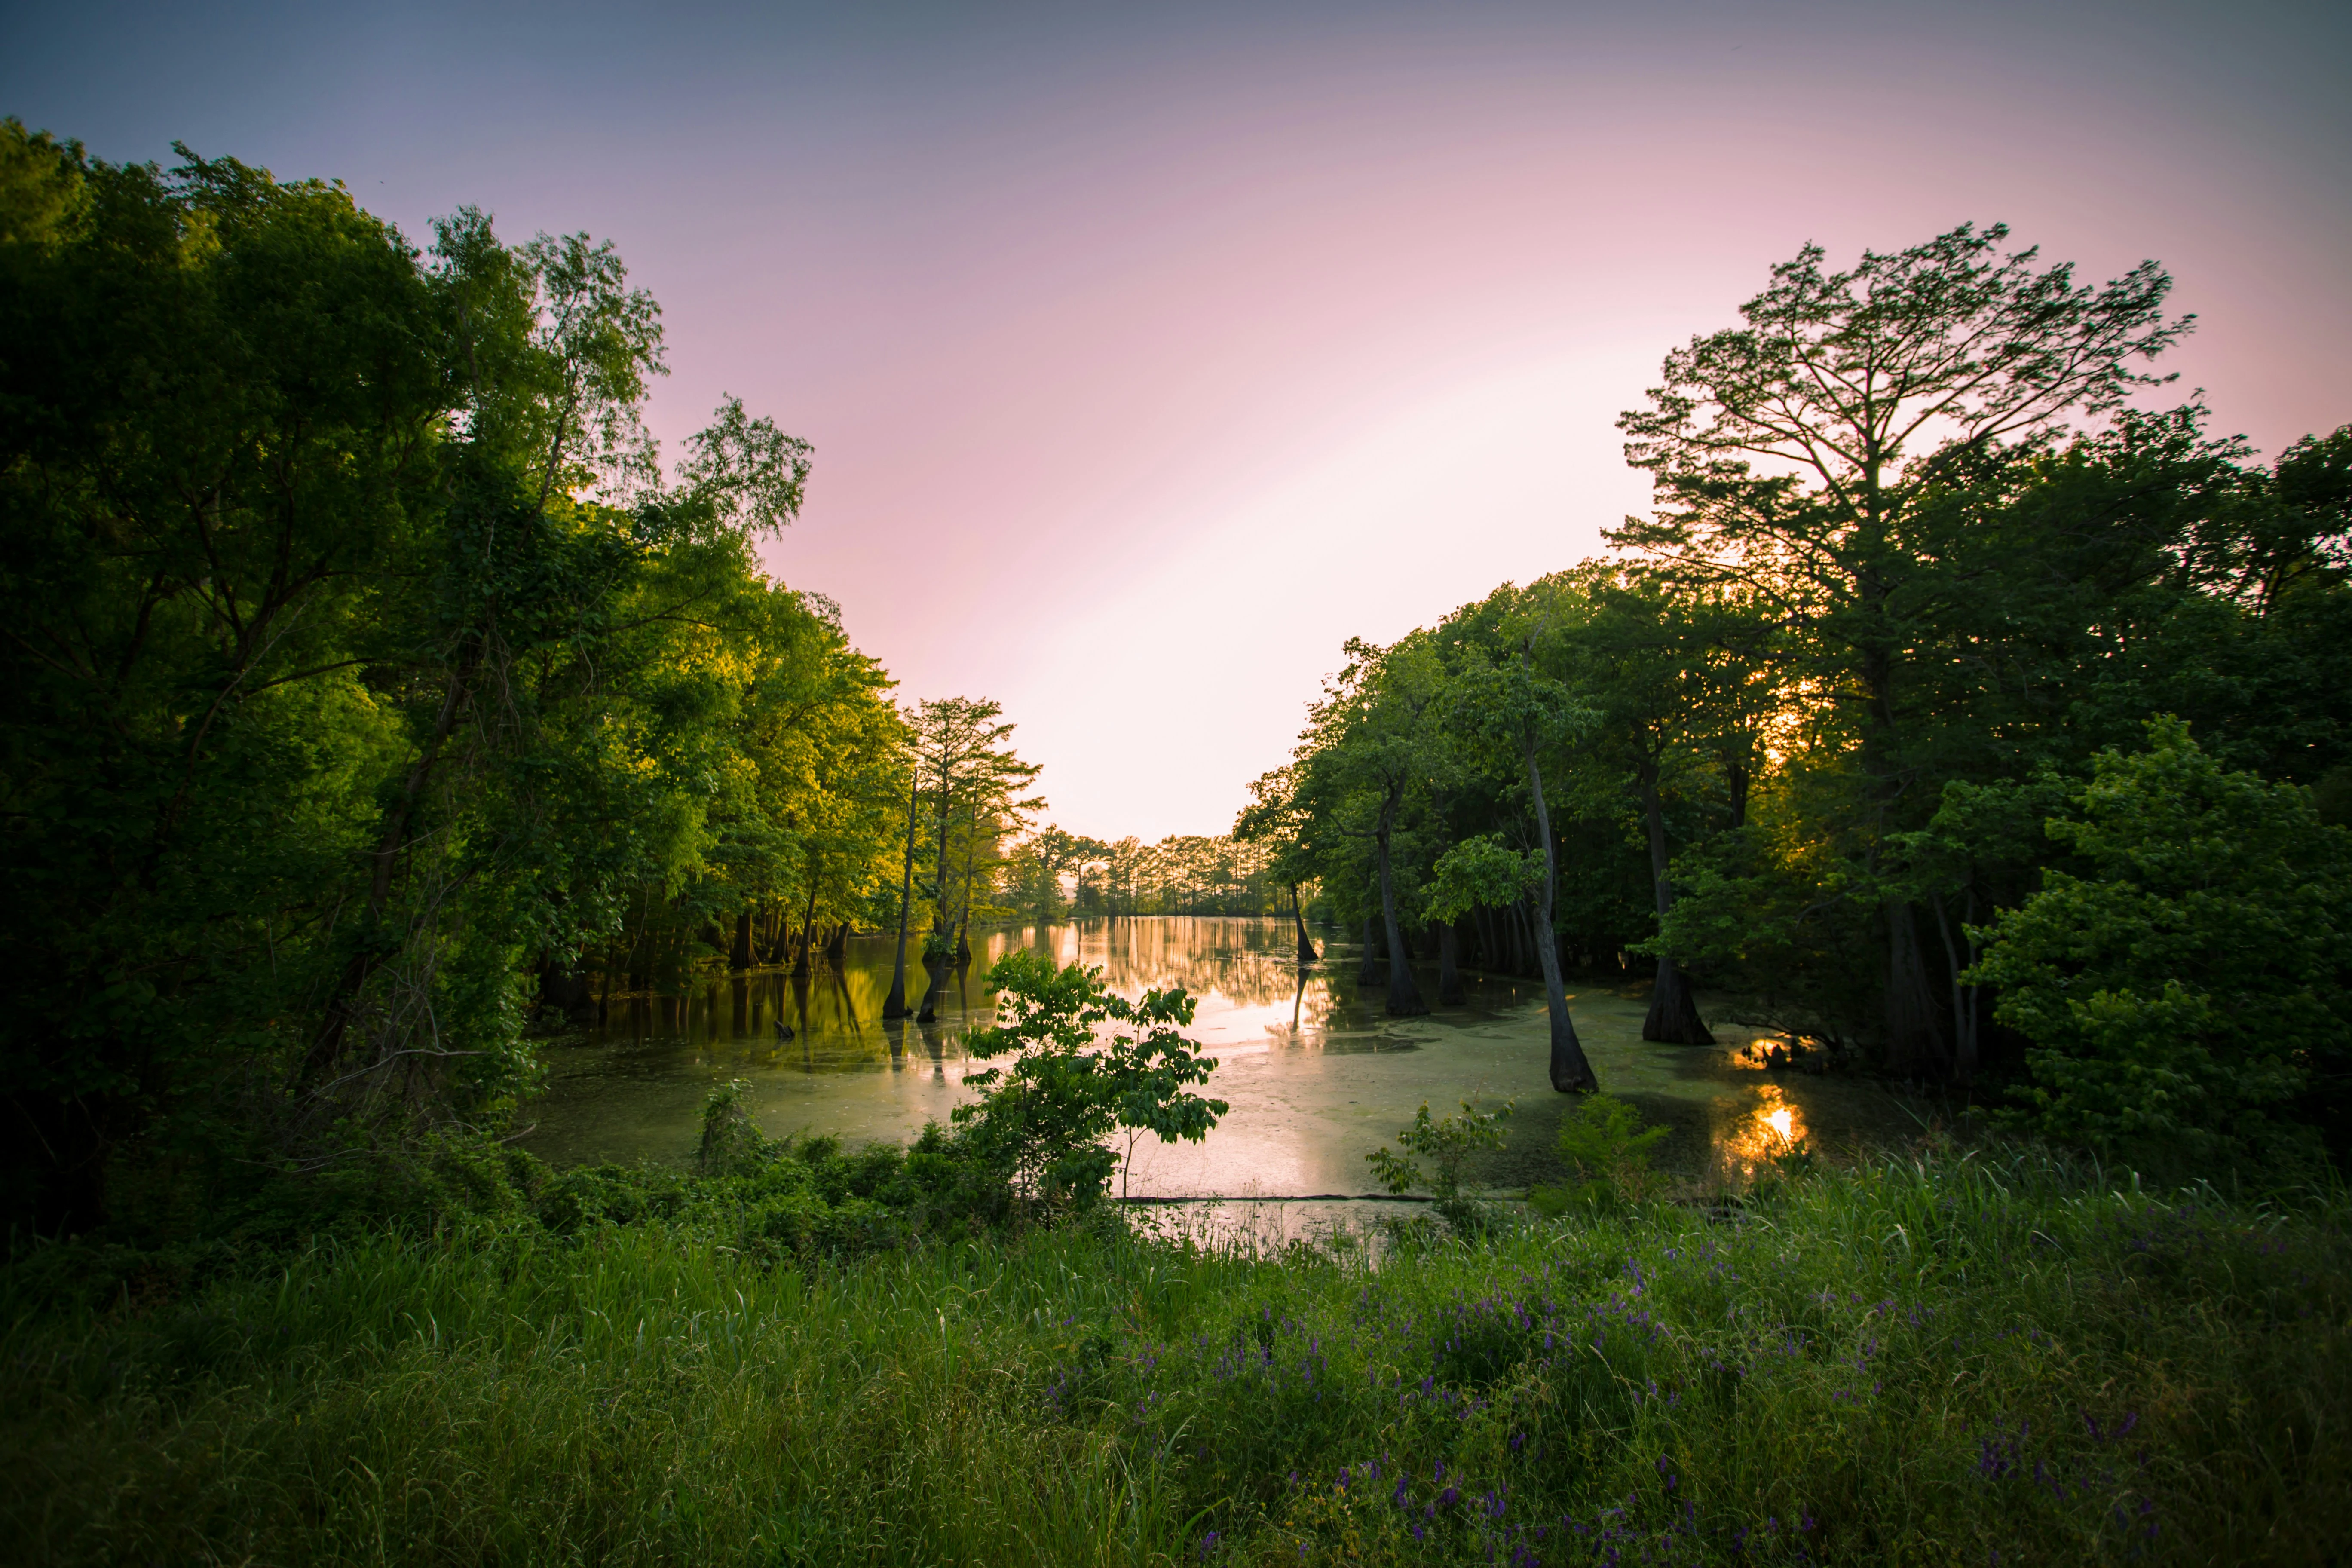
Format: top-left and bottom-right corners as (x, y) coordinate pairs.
(1717, 1086), (1807, 1182)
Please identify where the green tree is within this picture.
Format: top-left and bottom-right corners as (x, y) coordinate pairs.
(1968, 719), (2350, 1157)
(1615, 222), (2193, 1075)
(955, 949), (1226, 1213)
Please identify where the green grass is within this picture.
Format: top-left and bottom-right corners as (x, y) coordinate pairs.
(4, 1148), (2347, 1566)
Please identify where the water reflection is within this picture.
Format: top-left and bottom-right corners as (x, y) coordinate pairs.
(523, 916), (1919, 1195)
(1709, 1083), (1809, 1183)
(573, 916), (1426, 1074)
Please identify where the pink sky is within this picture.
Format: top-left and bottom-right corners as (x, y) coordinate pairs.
(9, 2), (2348, 839)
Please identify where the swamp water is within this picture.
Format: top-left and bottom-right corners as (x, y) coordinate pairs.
(521, 917), (1925, 1218)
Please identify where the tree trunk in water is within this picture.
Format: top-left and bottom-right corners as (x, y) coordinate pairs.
(1375, 808), (1427, 1017)
(1882, 898), (1948, 1078)
(793, 885), (819, 975)
(827, 922), (848, 964)
(882, 775), (921, 1020)
(1291, 884), (1318, 964)
(1436, 921), (1465, 1005)
(1637, 766), (1715, 1046)
(1522, 718), (1598, 1092)
(953, 804), (980, 961)
(1358, 913), (1381, 984)
(730, 909), (755, 971)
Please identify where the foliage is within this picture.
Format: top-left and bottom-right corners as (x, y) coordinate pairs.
(0, 122), (912, 1234)
(1969, 719), (2352, 1159)
(1256, 217), (2349, 1141)
(1366, 1099), (1513, 1235)
(1419, 837), (1541, 924)
(1531, 1093), (1672, 1211)
(6, 1149), (2348, 1565)
(953, 950), (1228, 1213)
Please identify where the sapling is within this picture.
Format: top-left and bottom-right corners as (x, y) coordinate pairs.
(1531, 1093), (1668, 1212)
(1366, 1099), (1513, 1235)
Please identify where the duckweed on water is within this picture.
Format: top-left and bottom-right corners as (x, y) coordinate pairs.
(4, 1147), (2346, 1565)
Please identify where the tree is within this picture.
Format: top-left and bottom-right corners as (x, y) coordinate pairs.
(1967, 719), (2349, 1157)
(954, 949), (1226, 1214)
(0, 124), (877, 1231)
(1234, 762), (1324, 963)
(1449, 623), (1603, 1091)
(1296, 636), (1455, 1016)
(1614, 222), (2193, 1075)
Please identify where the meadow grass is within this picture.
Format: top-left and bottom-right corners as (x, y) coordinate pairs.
(3, 1145), (2346, 1566)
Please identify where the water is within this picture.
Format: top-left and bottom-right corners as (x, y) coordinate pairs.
(519, 916), (1925, 1197)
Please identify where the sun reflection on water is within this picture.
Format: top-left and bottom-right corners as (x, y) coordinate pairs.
(1715, 1084), (1807, 1184)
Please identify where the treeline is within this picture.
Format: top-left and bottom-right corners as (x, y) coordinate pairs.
(993, 829), (1292, 922)
(1242, 223), (2350, 1160)
(0, 126), (925, 1232)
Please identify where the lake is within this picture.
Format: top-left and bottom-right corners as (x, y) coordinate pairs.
(521, 916), (1926, 1202)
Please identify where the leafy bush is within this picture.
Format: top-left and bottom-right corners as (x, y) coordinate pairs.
(1366, 1099), (1513, 1234)
(953, 949), (1227, 1214)
(1531, 1093), (1669, 1212)
(1969, 718), (2352, 1159)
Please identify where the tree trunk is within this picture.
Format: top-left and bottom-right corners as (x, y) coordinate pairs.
(1882, 897), (1948, 1078)
(827, 922), (848, 964)
(1522, 721), (1598, 1092)
(882, 775), (920, 1020)
(916, 959), (945, 1023)
(730, 909), (755, 971)
(1291, 883), (1318, 964)
(1928, 889), (1979, 1084)
(1436, 921), (1465, 1005)
(302, 654), (473, 1085)
(1637, 765), (1715, 1046)
(1358, 912), (1381, 984)
(1375, 803), (1427, 1017)
(954, 804), (980, 961)
(793, 884), (819, 975)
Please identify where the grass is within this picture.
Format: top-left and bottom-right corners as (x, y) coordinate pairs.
(3, 1145), (2346, 1566)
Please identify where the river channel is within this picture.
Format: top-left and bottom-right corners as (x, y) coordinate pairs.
(520, 916), (1926, 1201)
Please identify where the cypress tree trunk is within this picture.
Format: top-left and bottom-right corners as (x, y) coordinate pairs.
(730, 909), (755, 971)
(793, 885), (818, 975)
(1291, 883), (1318, 964)
(1883, 900), (1948, 1078)
(882, 775), (920, 1020)
(1358, 912), (1381, 984)
(1521, 707), (1598, 1092)
(1637, 765), (1715, 1045)
(1436, 921), (1465, 1005)
(1375, 802), (1427, 1017)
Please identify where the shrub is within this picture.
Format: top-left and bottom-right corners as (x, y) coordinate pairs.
(954, 949), (1226, 1215)
(1969, 717), (2352, 1159)
(1531, 1093), (1669, 1212)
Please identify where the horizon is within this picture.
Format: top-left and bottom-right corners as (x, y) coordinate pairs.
(10, 0), (2346, 840)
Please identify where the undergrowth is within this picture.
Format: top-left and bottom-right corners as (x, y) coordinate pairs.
(3, 1142), (2346, 1565)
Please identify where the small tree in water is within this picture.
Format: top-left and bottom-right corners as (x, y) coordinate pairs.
(956, 949), (1228, 1216)
(1366, 1099), (1513, 1236)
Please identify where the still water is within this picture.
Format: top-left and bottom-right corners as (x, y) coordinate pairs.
(519, 916), (1922, 1197)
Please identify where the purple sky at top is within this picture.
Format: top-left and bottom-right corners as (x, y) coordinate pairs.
(7, 1), (2348, 840)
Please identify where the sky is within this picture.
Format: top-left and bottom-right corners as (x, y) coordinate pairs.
(6, 0), (2349, 841)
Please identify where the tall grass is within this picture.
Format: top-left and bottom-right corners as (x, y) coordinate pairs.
(5, 1147), (2346, 1565)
